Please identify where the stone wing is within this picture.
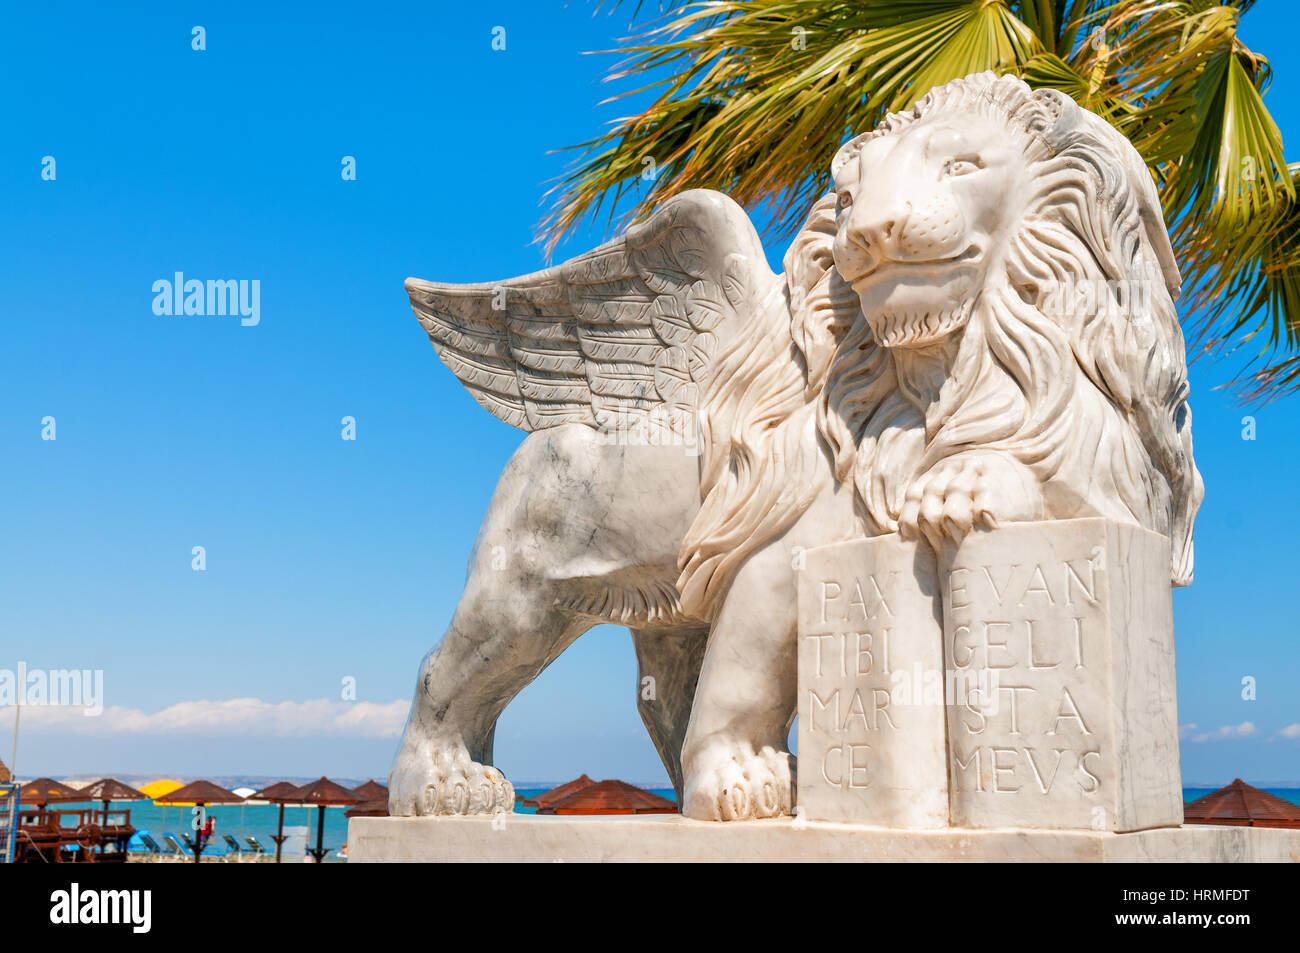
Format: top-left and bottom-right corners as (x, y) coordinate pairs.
(405, 190), (774, 434)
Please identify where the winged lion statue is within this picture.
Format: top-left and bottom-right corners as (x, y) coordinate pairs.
(388, 72), (1203, 822)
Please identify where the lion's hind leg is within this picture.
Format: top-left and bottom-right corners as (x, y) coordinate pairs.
(389, 423), (702, 817)
(388, 585), (593, 817)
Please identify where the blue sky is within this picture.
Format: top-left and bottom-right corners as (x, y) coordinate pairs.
(2, 1), (1297, 787)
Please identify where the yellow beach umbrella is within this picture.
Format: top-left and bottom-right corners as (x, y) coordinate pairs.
(140, 778), (186, 835)
(139, 778), (184, 799)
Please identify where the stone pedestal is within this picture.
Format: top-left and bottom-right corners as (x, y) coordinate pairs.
(795, 519), (1183, 833)
(349, 815), (1300, 863)
(795, 536), (947, 827)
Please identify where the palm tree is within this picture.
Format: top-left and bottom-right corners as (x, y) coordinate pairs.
(545, 1), (1298, 397)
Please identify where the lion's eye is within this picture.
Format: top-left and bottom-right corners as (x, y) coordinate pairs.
(836, 190), (854, 211)
(944, 156), (982, 177)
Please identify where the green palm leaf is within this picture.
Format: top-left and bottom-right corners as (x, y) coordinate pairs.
(545, 0), (1297, 397)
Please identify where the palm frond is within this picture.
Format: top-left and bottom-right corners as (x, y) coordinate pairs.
(541, 1), (1050, 250)
(547, 0), (1297, 397)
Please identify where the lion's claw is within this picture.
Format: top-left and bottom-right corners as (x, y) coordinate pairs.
(683, 741), (793, 821)
(389, 738), (514, 817)
(899, 451), (1039, 552)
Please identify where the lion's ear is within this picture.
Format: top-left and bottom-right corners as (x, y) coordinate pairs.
(831, 133), (870, 185)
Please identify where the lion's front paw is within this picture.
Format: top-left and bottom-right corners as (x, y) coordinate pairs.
(682, 741), (793, 821)
(899, 451), (1042, 552)
(389, 737), (514, 817)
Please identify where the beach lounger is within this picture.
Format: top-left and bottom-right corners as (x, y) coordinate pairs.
(136, 833), (164, 860)
(161, 834), (188, 861)
(222, 834), (252, 861)
(244, 836), (268, 857)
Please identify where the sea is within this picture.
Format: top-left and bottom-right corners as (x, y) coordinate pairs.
(52, 786), (677, 862)
(41, 786), (1300, 862)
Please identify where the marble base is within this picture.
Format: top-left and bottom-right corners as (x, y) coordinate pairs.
(349, 816), (1300, 863)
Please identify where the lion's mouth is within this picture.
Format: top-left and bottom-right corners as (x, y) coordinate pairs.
(845, 244), (982, 288)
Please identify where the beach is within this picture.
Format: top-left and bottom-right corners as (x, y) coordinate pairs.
(79, 786), (1297, 861)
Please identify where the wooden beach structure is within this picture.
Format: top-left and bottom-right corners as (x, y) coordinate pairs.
(10, 778), (106, 863)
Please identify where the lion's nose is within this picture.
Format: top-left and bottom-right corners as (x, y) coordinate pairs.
(865, 218), (896, 246)
(851, 200), (910, 256)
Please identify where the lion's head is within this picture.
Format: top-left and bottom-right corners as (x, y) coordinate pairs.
(830, 104), (1023, 349)
(794, 71), (1202, 585)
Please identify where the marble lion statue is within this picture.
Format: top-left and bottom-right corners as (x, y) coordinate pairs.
(389, 71), (1203, 821)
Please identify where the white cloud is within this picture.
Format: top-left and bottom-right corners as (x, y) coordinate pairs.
(1178, 723), (1197, 739)
(1191, 721), (1256, 743)
(10, 697), (409, 739)
(1277, 723), (1300, 740)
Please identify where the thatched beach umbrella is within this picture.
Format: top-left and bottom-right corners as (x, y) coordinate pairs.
(81, 778), (148, 848)
(155, 779), (246, 863)
(80, 778), (147, 860)
(350, 779), (388, 801)
(17, 777), (82, 809)
(290, 777), (358, 862)
(537, 779), (677, 815)
(344, 781), (389, 823)
(81, 777), (148, 816)
(1184, 778), (1300, 828)
(522, 774), (595, 810)
(252, 781), (304, 864)
(344, 797), (388, 818)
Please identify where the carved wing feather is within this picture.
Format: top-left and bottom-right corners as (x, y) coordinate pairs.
(406, 190), (774, 434)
